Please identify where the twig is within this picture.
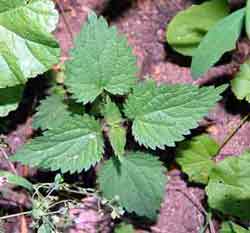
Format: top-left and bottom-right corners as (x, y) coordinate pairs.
(0, 147), (17, 175)
(167, 187), (207, 215)
(194, 63), (238, 86)
(0, 211), (32, 221)
(195, 39), (250, 86)
(20, 214), (28, 233)
(217, 113), (250, 154)
(167, 187), (217, 233)
(209, 219), (216, 233)
(55, 0), (74, 41)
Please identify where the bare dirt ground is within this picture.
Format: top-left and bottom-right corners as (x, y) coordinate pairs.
(1, 0), (250, 232)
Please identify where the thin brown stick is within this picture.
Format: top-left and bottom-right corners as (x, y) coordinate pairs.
(55, 0), (74, 41)
(167, 187), (207, 215)
(0, 147), (17, 175)
(217, 113), (250, 154)
(194, 63), (239, 86)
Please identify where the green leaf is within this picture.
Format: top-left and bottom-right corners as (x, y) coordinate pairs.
(206, 151), (250, 220)
(124, 80), (226, 149)
(38, 222), (54, 233)
(11, 115), (104, 174)
(246, 0), (250, 39)
(231, 60), (250, 102)
(109, 126), (126, 157)
(0, 85), (23, 117)
(220, 222), (250, 233)
(102, 97), (126, 156)
(167, 0), (229, 56)
(115, 223), (135, 233)
(98, 152), (167, 219)
(0, 170), (33, 191)
(65, 12), (137, 104)
(191, 8), (245, 79)
(0, 0), (60, 88)
(176, 134), (219, 184)
(33, 94), (72, 130)
(102, 97), (122, 125)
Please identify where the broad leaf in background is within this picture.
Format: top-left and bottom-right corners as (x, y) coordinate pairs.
(191, 8), (245, 79)
(65, 12), (137, 104)
(176, 134), (219, 184)
(167, 0), (229, 56)
(124, 80), (226, 149)
(220, 222), (250, 233)
(115, 223), (135, 233)
(98, 152), (166, 219)
(11, 115), (104, 174)
(206, 151), (250, 220)
(33, 94), (72, 130)
(231, 61), (250, 102)
(0, 0), (60, 88)
(246, 0), (250, 39)
(0, 85), (23, 117)
(0, 170), (33, 191)
(102, 97), (126, 156)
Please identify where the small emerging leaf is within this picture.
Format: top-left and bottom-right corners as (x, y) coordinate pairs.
(231, 60), (250, 102)
(124, 80), (226, 149)
(206, 151), (250, 220)
(102, 97), (126, 157)
(0, 170), (33, 191)
(102, 97), (122, 125)
(109, 126), (126, 157)
(98, 152), (167, 219)
(191, 8), (245, 79)
(65, 12), (137, 104)
(176, 134), (219, 184)
(220, 221), (250, 233)
(167, 0), (229, 56)
(12, 115), (104, 174)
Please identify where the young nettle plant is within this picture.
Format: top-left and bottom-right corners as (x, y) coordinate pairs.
(11, 13), (225, 219)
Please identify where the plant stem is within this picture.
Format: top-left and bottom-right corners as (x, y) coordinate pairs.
(0, 211), (32, 220)
(217, 113), (250, 154)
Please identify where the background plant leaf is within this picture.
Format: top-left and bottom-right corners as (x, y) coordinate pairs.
(176, 134), (219, 184)
(231, 60), (250, 102)
(98, 152), (167, 219)
(0, 170), (33, 191)
(167, 0), (229, 56)
(0, 0), (60, 88)
(206, 151), (250, 220)
(191, 8), (245, 79)
(11, 115), (104, 174)
(220, 221), (250, 233)
(246, 0), (250, 39)
(65, 12), (137, 104)
(0, 85), (23, 117)
(115, 223), (135, 233)
(124, 80), (226, 149)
